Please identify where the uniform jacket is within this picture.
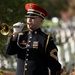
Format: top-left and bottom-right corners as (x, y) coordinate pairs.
(5, 28), (61, 75)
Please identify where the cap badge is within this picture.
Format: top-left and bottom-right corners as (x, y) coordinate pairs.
(29, 4), (32, 9)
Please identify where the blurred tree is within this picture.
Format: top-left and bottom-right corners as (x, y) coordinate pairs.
(0, 0), (27, 24)
(0, 0), (69, 24)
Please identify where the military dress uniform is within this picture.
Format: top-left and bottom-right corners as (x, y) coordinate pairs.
(5, 28), (61, 75)
(5, 3), (61, 75)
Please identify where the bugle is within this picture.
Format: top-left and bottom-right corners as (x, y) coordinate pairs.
(0, 22), (28, 35)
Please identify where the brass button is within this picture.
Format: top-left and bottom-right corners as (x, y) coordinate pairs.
(28, 40), (31, 43)
(25, 68), (27, 71)
(25, 63), (27, 66)
(27, 49), (29, 51)
(26, 44), (30, 47)
(26, 59), (28, 61)
(34, 31), (37, 34)
(26, 54), (29, 56)
(29, 36), (32, 39)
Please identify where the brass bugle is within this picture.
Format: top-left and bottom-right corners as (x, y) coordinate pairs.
(0, 22), (28, 35)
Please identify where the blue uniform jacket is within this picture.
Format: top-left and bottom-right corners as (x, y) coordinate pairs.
(5, 28), (61, 75)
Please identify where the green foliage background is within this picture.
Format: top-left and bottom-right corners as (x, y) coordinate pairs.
(0, 0), (68, 23)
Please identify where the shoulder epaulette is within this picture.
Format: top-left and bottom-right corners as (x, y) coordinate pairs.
(42, 30), (50, 35)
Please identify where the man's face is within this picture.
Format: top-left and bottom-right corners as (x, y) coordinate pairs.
(26, 16), (43, 30)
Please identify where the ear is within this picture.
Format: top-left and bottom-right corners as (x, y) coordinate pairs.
(40, 18), (43, 23)
(39, 19), (43, 25)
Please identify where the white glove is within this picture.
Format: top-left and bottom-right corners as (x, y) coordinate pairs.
(13, 22), (24, 33)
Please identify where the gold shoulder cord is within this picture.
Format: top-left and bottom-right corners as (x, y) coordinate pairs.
(17, 29), (28, 49)
(45, 35), (50, 53)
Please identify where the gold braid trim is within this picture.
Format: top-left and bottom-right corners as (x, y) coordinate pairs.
(45, 35), (50, 53)
(28, 9), (45, 16)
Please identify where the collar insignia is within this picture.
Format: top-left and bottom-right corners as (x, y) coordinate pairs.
(29, 4), (32, 9)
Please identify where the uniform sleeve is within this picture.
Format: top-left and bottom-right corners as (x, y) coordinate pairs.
(5, 36), (19, 55)
(46, 36), (61, 75)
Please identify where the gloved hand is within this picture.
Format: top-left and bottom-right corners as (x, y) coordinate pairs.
(13, 22), (24, 33)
